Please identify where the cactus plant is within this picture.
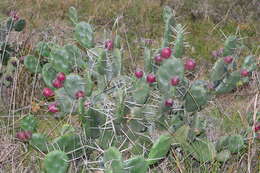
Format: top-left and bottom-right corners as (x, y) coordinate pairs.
(103, 147), (124, 173)
(44, 150), (69, 173)
(74, 22), (94, 48)
(24, 55), (42, 73)
(18, 6), (258, 172)
(20, 114), (38, 132)
(147, 134), (172, 165)
(124, 156), (148, 173)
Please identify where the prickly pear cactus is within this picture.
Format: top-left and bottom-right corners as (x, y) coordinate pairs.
(147, 134), (172, 165)
(20, 115), (38, 132)
(103, 147), (124, 173)
(52, 133), (82, 156)
(216, 150), (231, 162)
(184, 81), (209, 112)
(24, 55), (42, 73)
(210, 59), (227, 82)
(30, 133), (50, 153)
(162, 6), (176, 47)
(215, 71), (241, 94)
(64, 74), (85, 98)
(44, 150), (69, 173)
(222, 36), (237, 56)
(50, 48), (71, 74)
(157, 58), (184, 93)
(144, 47), (153, 73)
(74, 22), (94, 48)
(124, 156), (148, 173)
(42, 63), (57, 88)
(172, 24), (185, 58)
(132, 79), (150, 104)
(185, 139), (216, 162)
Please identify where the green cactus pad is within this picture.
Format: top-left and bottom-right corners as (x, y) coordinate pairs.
(13, 19), (26, 32)
(74, 22), (94, 48)
(223, 36), (237, 56)
(242, 55), (257, 72)
(128, 107), (148, 133)
(216, 150), (231, 162)
(55, 88), (75, 114)
(210, 59), (227, 82)
(42, 63), (57, 88)
(157, 58), (184, 93)
(226, 135), (244, 153)
(215, 136), (229, 152)
(162, 6), (176, 47)
(114, 35), (121, 49)
(68, 6), (78, 25)
(144, 47), (153, 73)
(215, 71), (241, 94)
(35, 41), (52, 57)
(84, 71), (94, 96)
(186, 139), (216, 162)
(184, 81), (209, 112)
(173, 24), (185, 58)
(111, 48), (122, 77)
(64, 44), (86, 69)
(44, 150), (69, 173)
(215, 135), (244, 153)
(147, 134), (172, 165)
(130, 133), (153, 156)
(132, 80), (150, 104)
(81, 108), (106, 139)
(20, 114), (38, 132)
(95, 48), (107, 75)
(55, 88), (76, 114)
(50, 48), (71, 74)
(103, 147), (124, 173)
(52, 134), (82, 155)
(30, 133), (50, 153)
(59, 124), (76, 135)
(124, 156), (148, 173)
(115, 89), (126, 122)
(24, 55), (42, 73)
(63, 74), (85, 99)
